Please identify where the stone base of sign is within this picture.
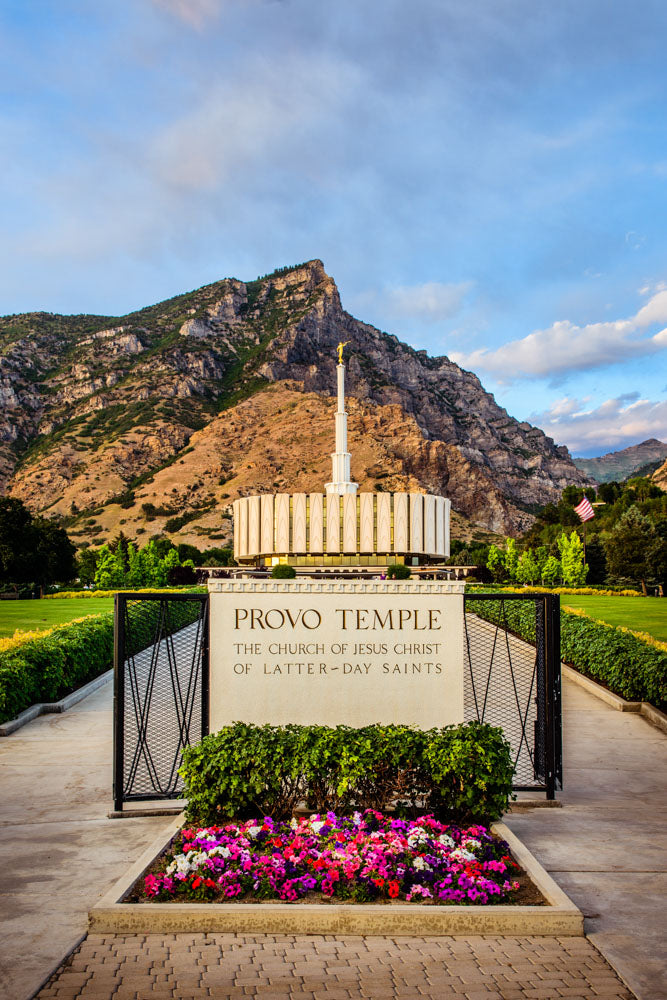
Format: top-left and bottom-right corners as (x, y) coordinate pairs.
(89, 816), (583, 936)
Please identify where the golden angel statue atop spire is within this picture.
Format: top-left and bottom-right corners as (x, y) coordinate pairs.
(336, 340), (351, 364)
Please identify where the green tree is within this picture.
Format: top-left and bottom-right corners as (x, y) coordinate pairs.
(32, 516), (77, 587)
(0, 497), (38, 586)
(534, 546), (550, 574)
(77, 547), (99, 586)
(603, 506), (659, 590)
(503, 538), (519, 582)
(598, 481), (621, 504)
(201, 546), (234, 566)
(126, 543), (147, 587)
(160, 548), (181, 583)
(516, 549), (539, 585)
(141, 540), (165, 586)
(0, 499), (76, 589)
(558, 531), (588, 586)
(584, 537), (607, 585)
(178, 543), (204, 566)
(94, 544), (126, 589)
(541, 555), (562, 587)
(486, 545), (505, 582)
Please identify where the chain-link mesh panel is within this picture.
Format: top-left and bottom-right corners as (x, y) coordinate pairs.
(115, 595), (208, 805)
(464, 595), (548, 790)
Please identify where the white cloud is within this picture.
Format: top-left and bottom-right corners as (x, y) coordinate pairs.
(530, 393), (667, 455)
(385, 281), (473, 323)
(349, 280), (472, 328)
(150, 0), (223, 28)
(450, 288), (667, 382)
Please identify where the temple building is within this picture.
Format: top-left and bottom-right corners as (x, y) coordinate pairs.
(232, 344), (451, 572)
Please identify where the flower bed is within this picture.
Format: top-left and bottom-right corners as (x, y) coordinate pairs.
(140, 810), (523, 906)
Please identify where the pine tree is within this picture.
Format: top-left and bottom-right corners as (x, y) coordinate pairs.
(603, 506), (659, 591)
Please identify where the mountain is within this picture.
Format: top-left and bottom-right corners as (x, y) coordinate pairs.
(573, 439), (667, 484)
(653, 458), (667, 492)
(0, 260), (592, 547)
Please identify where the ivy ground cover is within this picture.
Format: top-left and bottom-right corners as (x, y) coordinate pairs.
(142, 810), (521, 906)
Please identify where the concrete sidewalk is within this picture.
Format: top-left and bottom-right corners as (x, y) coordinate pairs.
(0, 682), (171, 1000)
(1, 672), (664, 999)
(506, 679), (667, 1000)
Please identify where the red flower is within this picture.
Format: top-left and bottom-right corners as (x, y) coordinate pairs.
(192, 878), (202, 889)
(388, 881), (400, 898)
(205, 878), (216, 888)
(372, 878), (385, 888)
(273, 838), (283, 848)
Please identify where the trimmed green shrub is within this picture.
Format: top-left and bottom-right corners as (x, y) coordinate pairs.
(271, 564), (296, 578)
(387, 563), (411, 579)
(180, 721), (514, 825)
(0, 613), (115, 723)
(0, 597), (205, 723)
(466, 598), (667, 711)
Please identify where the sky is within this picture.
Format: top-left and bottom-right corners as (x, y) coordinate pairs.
(1, 0), (666, 458)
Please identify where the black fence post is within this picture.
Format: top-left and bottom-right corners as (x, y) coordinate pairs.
(549, 593), (562, 790)
(534, 598), (546, 786)
(113, 593), (126, 813)
(201, 597), (210, 738)
(543, 593), (560, 799)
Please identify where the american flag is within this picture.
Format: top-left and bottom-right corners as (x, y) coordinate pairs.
(574, 496), (595, 522)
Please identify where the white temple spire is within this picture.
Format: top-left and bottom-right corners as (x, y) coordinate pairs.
(325, 342), (358, 496)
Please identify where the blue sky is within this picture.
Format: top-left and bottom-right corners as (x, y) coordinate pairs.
(1, 0), (666, 457)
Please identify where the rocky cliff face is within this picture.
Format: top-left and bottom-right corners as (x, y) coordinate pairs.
(0, 260), (592, 545)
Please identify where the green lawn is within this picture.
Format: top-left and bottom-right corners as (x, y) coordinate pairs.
(561, 595), (667, 643)
(0, 598), (114, 638)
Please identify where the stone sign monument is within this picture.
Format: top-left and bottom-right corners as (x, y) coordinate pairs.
(209, 342), (465, 730)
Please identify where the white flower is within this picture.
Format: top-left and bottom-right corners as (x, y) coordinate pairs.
(412, 856), (432, 872)
(353, 811), (363, 826)
(310, 821), (325, 835)
(450, 847), (476, 862)
(438, 834), (455, 848)
(208, 845), (231, 859)
(462, 838), (481, 852)
(247, 825), (262, 839)
(189, 851), (208, 869)
(166, 853), (194, 876)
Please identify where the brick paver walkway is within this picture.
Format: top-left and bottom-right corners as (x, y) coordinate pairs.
(38, 933), (632, 999)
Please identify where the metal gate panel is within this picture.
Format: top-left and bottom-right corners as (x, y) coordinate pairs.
(113, 593), (209, 811)
(463, 593), (561, 798)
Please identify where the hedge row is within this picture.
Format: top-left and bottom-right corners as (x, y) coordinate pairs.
(467, 598), (667, 711)
(180, 721), (514, 826)
(467, 584), (642, 597)
(0, 613), (115, 723)
(0, 598), (204, 724)
(45, 587), (206, 599)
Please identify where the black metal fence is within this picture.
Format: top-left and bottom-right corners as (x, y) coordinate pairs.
(463, 592), (562, 798)
(113, 593), (209, 811)
(113, 591), (561, 809)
